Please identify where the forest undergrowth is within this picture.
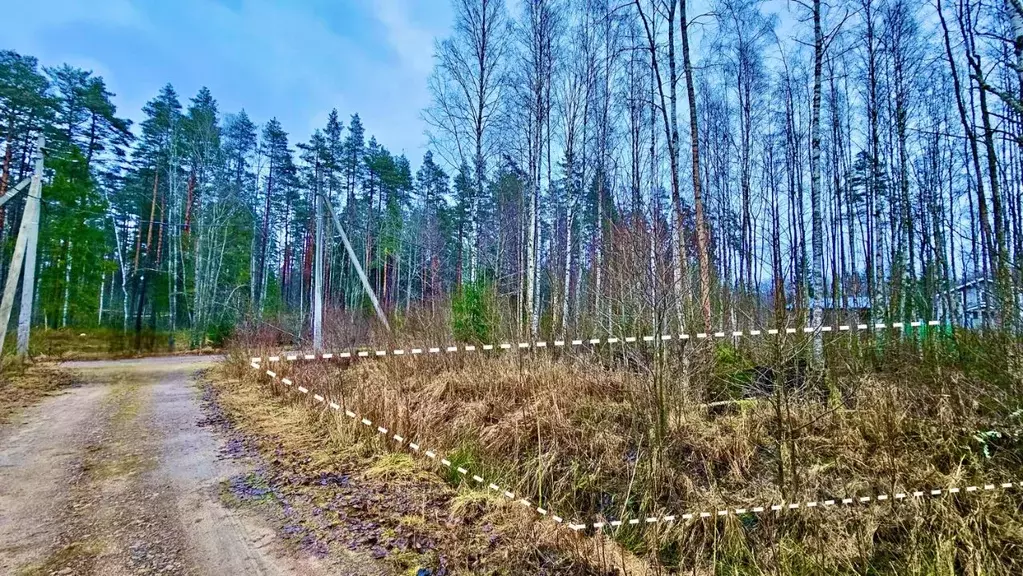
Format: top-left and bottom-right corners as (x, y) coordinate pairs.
(238, 322), (1023, 575)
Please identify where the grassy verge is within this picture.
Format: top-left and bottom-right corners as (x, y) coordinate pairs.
(0, 358), (78, 425)
(209, 358), (641, 575)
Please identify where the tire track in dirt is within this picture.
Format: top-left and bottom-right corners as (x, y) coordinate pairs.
(0, 383), (110, 572)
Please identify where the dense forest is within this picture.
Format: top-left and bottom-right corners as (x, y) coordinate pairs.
(1, 0), (1021, 352)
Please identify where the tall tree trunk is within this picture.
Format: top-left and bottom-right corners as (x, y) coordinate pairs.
(681, 0), (713, 329)
(809, 0), (825, 347)
(257, 160), (275, 310)
(863, 0), (880, 316)
(958, 3), (1009, 325)
(98, 271), (106, 326)
(0, 117), (13, 236)
(62, 241), (72, 327)
(939, 0), (995, 300)
(892, 28), (913, 321)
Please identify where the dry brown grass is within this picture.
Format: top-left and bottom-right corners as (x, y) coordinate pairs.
(0, 360), (78, 424)
(214, 355), (642, 575)
(242, 328), (1023, 574)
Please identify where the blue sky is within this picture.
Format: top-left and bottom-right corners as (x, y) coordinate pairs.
(5, 0), (452, 163)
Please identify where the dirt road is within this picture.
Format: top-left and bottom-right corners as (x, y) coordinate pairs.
(0, 356), (381, 576)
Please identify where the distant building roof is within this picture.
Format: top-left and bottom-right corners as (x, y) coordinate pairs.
(955, 278), (992, 290)
(787, 296), (871, 311)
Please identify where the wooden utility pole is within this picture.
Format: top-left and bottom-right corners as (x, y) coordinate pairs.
(313, 165), (324, 351)
(0, 177), (31, 208)
(17, 140), (44, 356)
(322, 195), (390, 332)
(0, 135), (44, 358)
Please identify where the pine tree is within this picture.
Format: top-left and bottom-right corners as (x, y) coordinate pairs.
(39, 147), (107, 327)
(183, 87), (221, 229)
(416, 151), (449, 300)
(255, 118), (295, 313)
(451, 163), (473, 286)
(380, 153), (412, 307)
(0, 51), (53, 146)
(342, 113), (365, 215)
(137, 84), (183, 169)
(223, 111), (257, 192)
(182, 87), (225, 344)
(44, 62), (131, 331)
(131, 84), (183, 342)
(79, 76), (133, 170)
(323, 109), (344, 203)
(0, 51), (53, 240)
(362, 137), (389, 303)
(217, 111), (258, 327)
(46, 64), (91, 146)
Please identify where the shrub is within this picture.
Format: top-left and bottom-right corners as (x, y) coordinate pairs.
(451, 280), (496, 343)
(205, 320), (235, 348)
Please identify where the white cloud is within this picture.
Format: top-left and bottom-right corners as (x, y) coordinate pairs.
(166, 0), (436, 158)
(369, 0), (439, 75)
(5, 0), (147, 31)
(6, 0), (447, 164)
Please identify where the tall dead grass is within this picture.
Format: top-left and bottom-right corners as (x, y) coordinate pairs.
(245, 326), (1023, 574)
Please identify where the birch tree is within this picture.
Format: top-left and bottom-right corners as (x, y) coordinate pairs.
(426, 0), (509, 286)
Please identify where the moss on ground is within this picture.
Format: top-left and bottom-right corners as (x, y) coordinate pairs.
(16, 537), (104, 576)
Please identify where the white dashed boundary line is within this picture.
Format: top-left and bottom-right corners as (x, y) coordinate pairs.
(252, 361), (577, 528)
(250, 320), (940, 365)
(249, 359), (1016, 533)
